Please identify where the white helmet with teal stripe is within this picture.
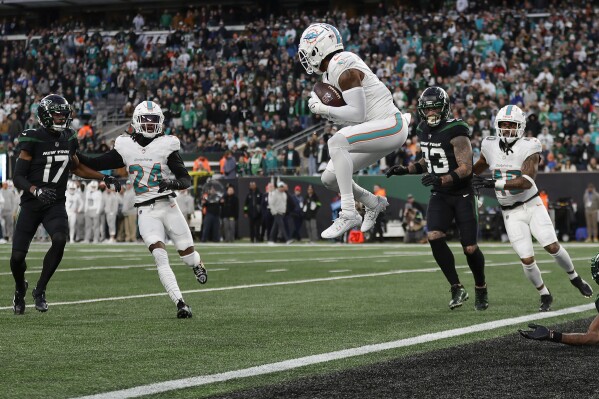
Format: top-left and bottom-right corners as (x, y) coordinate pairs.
(298, 23), (344, 75)
(494, 104), (526, 144)
(132, 100), (165, 138)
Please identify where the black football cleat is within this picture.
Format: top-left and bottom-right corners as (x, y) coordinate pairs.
(539, 293), (553, 312)
(474, 286), (489, 311)
(13, 281), (28, 315)
(570, 276), (593, 298)
(176, 300), (192, 319)
(449, 284), (469, 310)
(192, 262), (208, 284)
(32, 288), (48, 312)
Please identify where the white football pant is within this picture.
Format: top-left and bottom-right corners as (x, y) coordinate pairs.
(137, 197), (194, 250)
(502, 196), (558, 259)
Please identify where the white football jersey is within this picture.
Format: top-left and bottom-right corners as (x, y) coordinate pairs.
(481, 137), (542, 206)
(65, 191), (83, 213)
(115, 134), (179, 204)
(323, 51), (399, 122)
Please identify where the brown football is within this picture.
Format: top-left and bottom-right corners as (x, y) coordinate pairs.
(313, 82), (346, 107)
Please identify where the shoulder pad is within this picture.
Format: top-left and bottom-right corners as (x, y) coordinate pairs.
(160, 134), (181, 152)
(20, 129), (39, 137)
(438, 119), (470, 138)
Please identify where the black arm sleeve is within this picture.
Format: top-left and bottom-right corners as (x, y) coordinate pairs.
(167, 151), (191, 189)
(77, 150), (126, 171)
(13, 158), (33, 193)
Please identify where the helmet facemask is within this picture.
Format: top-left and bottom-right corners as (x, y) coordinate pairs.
(496, 120), (523, 144)
(420, 105), (445, 127)
(417, 87), (450, 128)
(38, 95), (72, 134)
(133, 113), (164, 138)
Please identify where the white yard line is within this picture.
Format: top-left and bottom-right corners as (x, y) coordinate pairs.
(0, 268), (441, 311)
(73, 303), (596, 399)
(0, 255), (589, 277)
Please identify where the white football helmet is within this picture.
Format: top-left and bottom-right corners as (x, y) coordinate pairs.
(132, 100), (164, 138)
(88, 180), (99, 191)
(494, 104), (526, 143)
(298, 23), (344, 75)
(67, 180), (77, 193)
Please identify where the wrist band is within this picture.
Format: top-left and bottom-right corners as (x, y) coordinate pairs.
(413, 163), (424, 174)
(549, 330), (562, 343)
(449, 171), (460, 183)
(495, 180), (506, 190)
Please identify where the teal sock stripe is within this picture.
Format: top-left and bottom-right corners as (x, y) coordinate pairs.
(347, 113), (403, 145)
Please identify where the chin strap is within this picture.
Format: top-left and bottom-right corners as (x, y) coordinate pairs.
(499, 139), (517, 155)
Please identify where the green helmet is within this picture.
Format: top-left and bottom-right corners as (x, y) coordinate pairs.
(591, 253), (599, 285)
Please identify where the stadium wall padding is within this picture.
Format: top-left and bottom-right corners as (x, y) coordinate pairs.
(214, 173), (599, 239)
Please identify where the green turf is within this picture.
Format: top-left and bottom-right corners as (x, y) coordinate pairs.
(0, 242), (597, 398)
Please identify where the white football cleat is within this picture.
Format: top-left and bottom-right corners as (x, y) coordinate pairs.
(361, 196), (389, 232)
(321, 211), (362, 239)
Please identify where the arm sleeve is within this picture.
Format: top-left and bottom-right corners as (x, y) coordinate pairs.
(166, 151), (191, 189)
(77, 149), (126, 171)
(13, 158), (33, 193)
(326, 87), (367, 124)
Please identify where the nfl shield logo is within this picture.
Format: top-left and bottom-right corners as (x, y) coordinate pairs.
(55, 142), (59, 147)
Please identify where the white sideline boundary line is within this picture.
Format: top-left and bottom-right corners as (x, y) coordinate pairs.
(74, 303), (596, 399)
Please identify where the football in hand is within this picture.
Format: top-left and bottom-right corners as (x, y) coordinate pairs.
(313, 82), (346, 107)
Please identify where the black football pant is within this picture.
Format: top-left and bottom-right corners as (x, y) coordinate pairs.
(11, 203), (68, 293)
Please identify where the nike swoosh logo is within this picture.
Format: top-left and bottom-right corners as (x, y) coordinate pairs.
(463, 194), (469, 197)
(22, 132), (27, 136)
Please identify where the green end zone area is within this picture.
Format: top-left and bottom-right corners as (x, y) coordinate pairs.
(0, 242), (597, 398)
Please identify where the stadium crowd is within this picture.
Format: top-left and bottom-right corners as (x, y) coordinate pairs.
(0, 1), (598, 176)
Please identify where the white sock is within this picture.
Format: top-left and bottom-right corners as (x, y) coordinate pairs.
(550, 246), (578, 279)
(152, 248), (183, 303)
(180, 251), (201, 268)
(522, 262), (549, 295)
(328, 134), (355, 214)
(353, 183), (378, 209)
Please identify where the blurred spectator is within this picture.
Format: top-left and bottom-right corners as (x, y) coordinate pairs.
(284, 142), (300, 175)
(303, 184), (321, 243)
(403, 208), (426, 244)
(583, 183), (599, 243)
(201, 185), (221, 243)
(303, 133), (319, 175)
(220, 150), (237, 178)
(220, 185), (239, 243)
(244, 181), (263, 243)
(289, 185), (304, 241)
(268, 181), (292, 244)
(176, 188), (195, 225)
(192, 155), (211, 172)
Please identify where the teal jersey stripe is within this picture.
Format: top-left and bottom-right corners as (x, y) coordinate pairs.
(347, 113), (403, 145)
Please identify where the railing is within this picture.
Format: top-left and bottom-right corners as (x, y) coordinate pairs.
(272, 122), (327, 152)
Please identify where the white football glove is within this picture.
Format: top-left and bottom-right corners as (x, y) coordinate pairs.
(308, 92), (330, 117)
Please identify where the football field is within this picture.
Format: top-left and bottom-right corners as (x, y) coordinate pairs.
(1, 242), (598, 398)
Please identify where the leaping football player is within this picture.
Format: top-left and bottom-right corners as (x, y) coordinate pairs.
(78, 101), (207, 318)
(473, 104), (592, 312)
(298, 23), (410, 239)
